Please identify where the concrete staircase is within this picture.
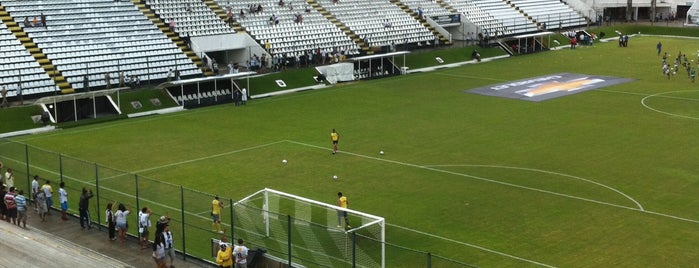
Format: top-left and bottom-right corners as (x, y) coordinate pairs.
(307, 0), (373, 55)
(203, 0), (245, 33)
(0, 6), (73, 93)
(131, 0), (213, 76)
(391, 0), (452, 46)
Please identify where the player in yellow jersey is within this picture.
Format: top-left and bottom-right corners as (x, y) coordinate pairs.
(212, 196), (224, 233)
(330, 129), (339, 154)
(337, 192), (350, 228)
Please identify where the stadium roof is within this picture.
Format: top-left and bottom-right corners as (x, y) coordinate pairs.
(350, 51), (411, 61)
(157, 71), (257, 88)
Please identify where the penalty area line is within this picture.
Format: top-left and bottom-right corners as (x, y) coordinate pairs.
(388, 223), (556, 268)
(130, 140), (286, 174)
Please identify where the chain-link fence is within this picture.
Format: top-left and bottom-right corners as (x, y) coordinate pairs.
(0, 139), (476, 267)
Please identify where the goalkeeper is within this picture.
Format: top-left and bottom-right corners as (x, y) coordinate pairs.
(337, 192), (350, 228)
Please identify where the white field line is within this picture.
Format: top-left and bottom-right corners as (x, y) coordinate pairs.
(388, 223), (556, 268)
(129, 140), (286, 175)
(426, 164), (643, 211)
(284, 140), (642, 211)
(641, 90), (699, 120)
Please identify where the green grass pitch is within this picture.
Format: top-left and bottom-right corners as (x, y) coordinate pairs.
(6, 34), (699, 267)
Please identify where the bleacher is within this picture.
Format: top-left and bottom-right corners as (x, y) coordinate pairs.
(3, 0), (202, 92)
(399, 0), (453, 18)
(318, 0), (434, 47)
(146, 0), (235, 37)
(509, 0), (586, 30)
(449, 0), (538, 36)
(0, 20), (58, 97)
(216, 0), (360, 57)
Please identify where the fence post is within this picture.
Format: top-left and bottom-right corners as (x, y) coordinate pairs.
(352, 231), (357, 268)
(135, 174), (139, 218)
(180, 185), (186, 261)
(95, 163), (101, 231)
(24, 144), (30, 199)
(427, 252), (432, 268)
(287, 215), (292, 267)
(229, 198), (234, 242)
(59, 153), (63, 184)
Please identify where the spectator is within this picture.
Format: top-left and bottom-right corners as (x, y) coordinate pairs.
(0, 186), (5, 221)
(23, 17), (30, 28)
(31, 175), (39, 213)
(4, 187), (17, 225)
(105, 203), (116, 241)
(105, 72), (111, 89)
(32, 16), (38, 27)
(115, 203), (131, 243)
(152, 230), (166, 268)
(233, 239), (249, 268)
(59, 182), (68, 221)
(169, 18), (175, 32)
(0, 86), (8, 107)
(241, 88), (247, 106)
(139, 206), (152, 249)
(15, 189), (27, 228)
(36, 187), (47, 222)
(119, 71), (125, 87)
(216, 242), (233, 268)
(162, 223), (175, 268)
(239, 9), (245, 19)
(278, 0), (285, 7)
(78, 187), (93, 229)
(41, 180), (53, 214)
(3, 168), (12, 189)
(40, 13), (46, 28)
(175, 68), (181, 81)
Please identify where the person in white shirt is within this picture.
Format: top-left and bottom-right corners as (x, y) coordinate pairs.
(139, 206), (152, 249)
(31, 175), (39, 212)
(4, 168), (13, 189)
(233, 238), (249, 268)
(59, 182), (68, 221)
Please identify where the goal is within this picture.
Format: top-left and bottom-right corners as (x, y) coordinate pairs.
(233, 188), (385, 268)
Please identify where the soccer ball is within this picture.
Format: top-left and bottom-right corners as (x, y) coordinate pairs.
(379, 150), (384, 155)
(333, 175), (338, 180)
(282, 159), (287, 165)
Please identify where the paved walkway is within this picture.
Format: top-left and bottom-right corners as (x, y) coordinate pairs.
(0, 207), (214, 268)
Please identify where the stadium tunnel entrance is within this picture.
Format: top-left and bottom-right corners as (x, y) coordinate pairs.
(35, 88), (124, 124)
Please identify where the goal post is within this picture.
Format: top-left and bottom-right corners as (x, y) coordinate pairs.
(234, 188), (385, 268)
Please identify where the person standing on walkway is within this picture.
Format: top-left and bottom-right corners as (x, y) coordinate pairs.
(4, 186), (17, 225)
(105, 203), (116, 241)
(78, 187), (93, 229)
(31, 175), (39, 213)
(115, 203), (131, 243)
(36, 188), (47, 222)
(41, 180), (53, 215)
(216, 242), (233, 268)
(15, 189), (27, 228)
(139, 206), (152, 249)
(233, 239), (249, 268)
(4, 168), (14, 189)
(59, 182), (68, 221)
(162, 223), (175, 268)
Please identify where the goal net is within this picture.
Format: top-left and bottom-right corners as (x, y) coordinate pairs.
(233, 188), (385, 268)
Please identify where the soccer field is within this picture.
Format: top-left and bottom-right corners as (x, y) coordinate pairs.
(6, 35), (699, 267)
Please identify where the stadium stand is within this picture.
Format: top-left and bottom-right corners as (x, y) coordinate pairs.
(2, 0), (203, 93)
(399, 0), (454, 18)
(215, 0), (360, 58)
(146, 0), (235, 37)
(509, 0), (587, 30)
(0, 20), (59, 97)
(317, 0), (434, 48)
(448, 0), (538, 36)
